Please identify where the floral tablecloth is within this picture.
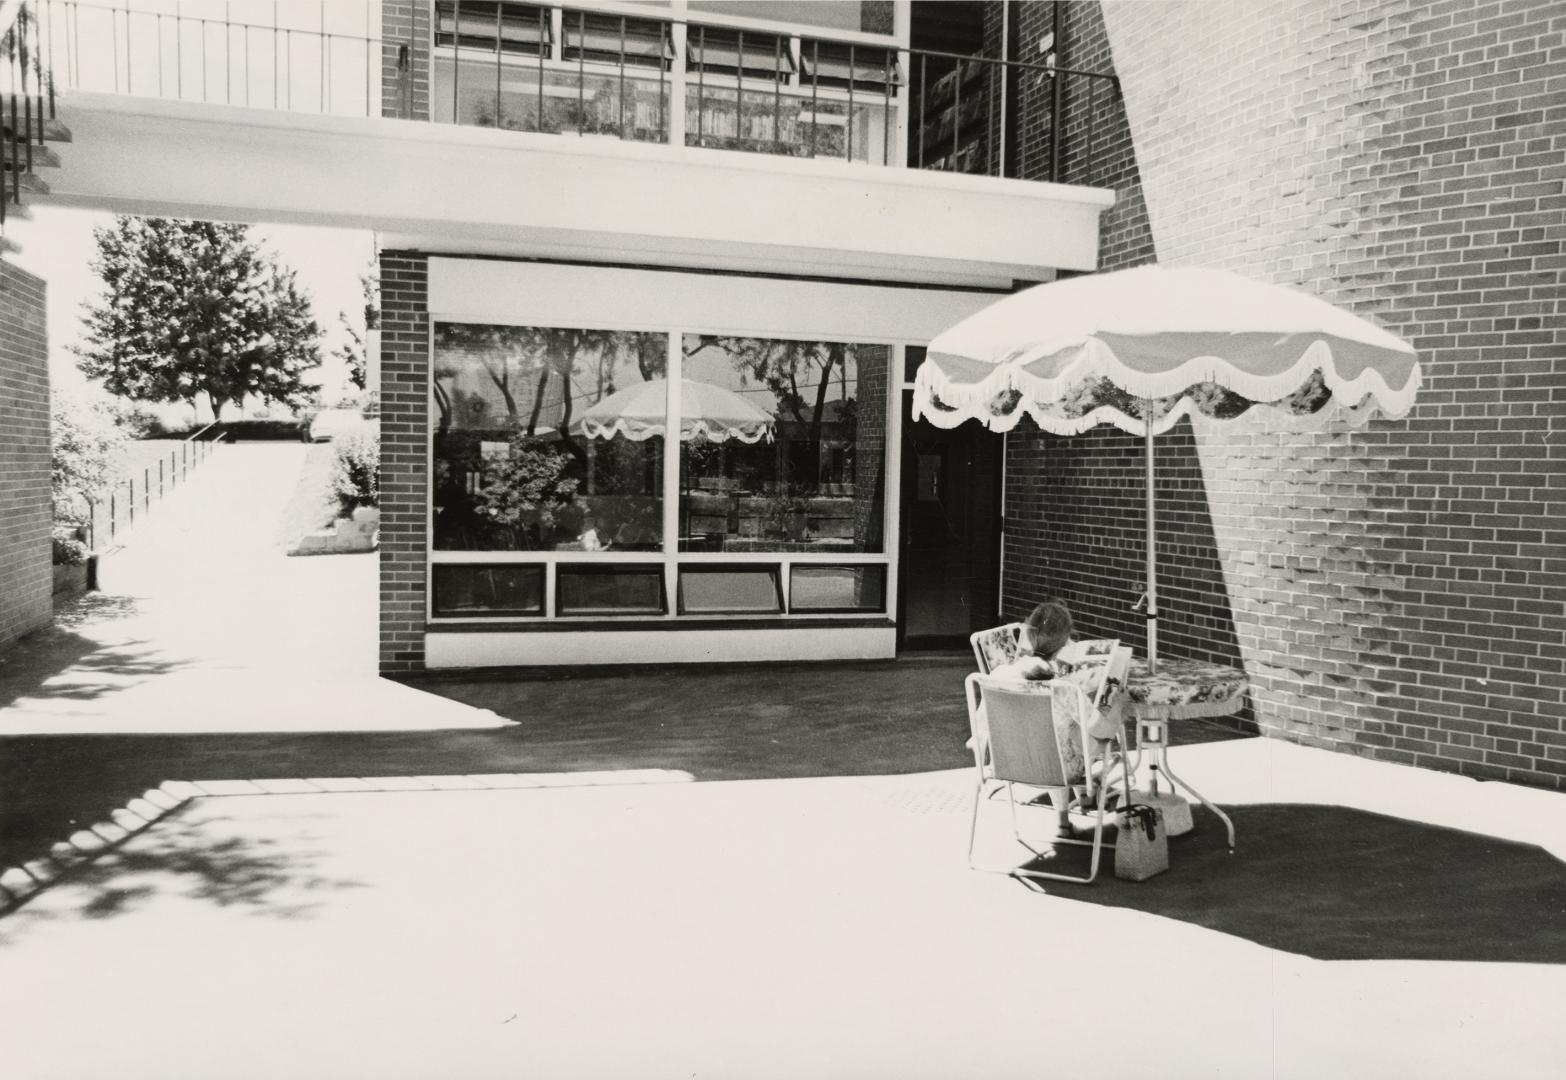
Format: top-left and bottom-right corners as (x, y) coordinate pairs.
(1125, 659), (1248, 721)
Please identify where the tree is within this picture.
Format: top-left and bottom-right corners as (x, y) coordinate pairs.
(684, 336), (853, 481)
(331, 268), (380, 392)
(74, 217), (324, 419)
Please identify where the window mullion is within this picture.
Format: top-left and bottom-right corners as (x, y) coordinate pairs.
(662, 329), (682, 615)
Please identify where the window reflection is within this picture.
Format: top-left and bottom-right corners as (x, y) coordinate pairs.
(433, 324), (667, 552)
(679, 336), (886, 554)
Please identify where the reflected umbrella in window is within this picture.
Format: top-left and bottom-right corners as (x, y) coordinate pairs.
(913, 266), (1421, 672)
(573, 378), (775, 444)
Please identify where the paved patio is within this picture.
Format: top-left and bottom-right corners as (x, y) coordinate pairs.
(2, 736), (1564, 1079)
(3, 444), (1564, 1076)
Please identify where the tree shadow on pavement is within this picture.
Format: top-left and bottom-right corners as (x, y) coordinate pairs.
(0, 595), (196, 710)
(0, 807), (364, 941)
(1013, 802), (1566, 963)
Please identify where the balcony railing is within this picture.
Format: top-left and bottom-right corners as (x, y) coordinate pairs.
(37, 0), (1120, 185)
(2, 0), (56, 229)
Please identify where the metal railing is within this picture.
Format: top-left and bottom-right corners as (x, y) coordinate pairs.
(40, 0), (1121, 185)
(1, 0), (55, 229)
(87, 424), (227, 551)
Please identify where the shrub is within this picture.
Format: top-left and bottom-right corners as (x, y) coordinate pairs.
(214, 419), (305, 441)
(52, 533), (90, 566)
(106, 401), (168, 438)
(331, 428), (380, 516)
(52, 397), (127, 525)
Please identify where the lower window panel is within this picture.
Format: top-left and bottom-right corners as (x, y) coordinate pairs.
(557, 564), (667, 616)
(678, 565), (783, 615)
(432, 564), (545, 617)
(789, 564), (887, 613)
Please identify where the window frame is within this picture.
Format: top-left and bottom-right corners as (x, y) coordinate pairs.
(419, 258), (989, 629)
(676, 562), (785, 616)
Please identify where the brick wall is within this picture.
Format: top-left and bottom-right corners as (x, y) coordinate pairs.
(379, 252), (430, 674)
(382, 1), (432, 121)
(0, 261), (52, 652)
(1002, 0), (1566, 789)
(852, 344), (889, 553)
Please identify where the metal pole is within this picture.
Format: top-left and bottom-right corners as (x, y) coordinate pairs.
(1144, 399), (1158, 673)
(1049, 4), (1062, 182)
(847, 44), (855, 161)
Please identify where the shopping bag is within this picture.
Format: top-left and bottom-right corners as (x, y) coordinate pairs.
(1114, 804), (1169, 881)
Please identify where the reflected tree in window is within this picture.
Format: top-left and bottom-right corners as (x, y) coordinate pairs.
(679, 335), (885, 554)
(434, 324), (666, 551)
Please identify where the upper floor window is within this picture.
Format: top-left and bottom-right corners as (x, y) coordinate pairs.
(435, 2), (551, 57)
(689, 1), (895, 36)
(685, 27), (795, 84)
(563, 10), (675, 71)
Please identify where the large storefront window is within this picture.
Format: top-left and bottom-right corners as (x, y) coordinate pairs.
(678, 335), (885, 555)
(433, 323), (666, 552)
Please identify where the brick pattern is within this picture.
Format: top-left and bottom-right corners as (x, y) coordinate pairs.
(1003, 0), (1566, 790)
(382, 1), (432, 121)
(0, 261), (52, 652)
(378, 252), (431, 674)
(852, 344), (889, 552)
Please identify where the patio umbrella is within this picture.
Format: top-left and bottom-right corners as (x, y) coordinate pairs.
(912, 265), (1420, 671)
(574, 378), (774, 444)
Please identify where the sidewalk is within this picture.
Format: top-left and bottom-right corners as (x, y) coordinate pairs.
(0, 442), (504, 735)
(1, 737), (1563, 1079)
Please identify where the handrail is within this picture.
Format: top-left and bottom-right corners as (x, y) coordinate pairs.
(86, 431), (226, 553)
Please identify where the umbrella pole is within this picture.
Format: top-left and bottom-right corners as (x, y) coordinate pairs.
(1145, 400), (1158, 674)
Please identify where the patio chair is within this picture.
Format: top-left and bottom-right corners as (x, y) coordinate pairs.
(970, 622), (1025, 674)
(964, 673), (1115, 885)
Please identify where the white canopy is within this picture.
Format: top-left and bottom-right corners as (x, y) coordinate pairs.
(913, 265), (1421, 671)
(575, 378), (774, 444)
(914, 265), (1421, 436)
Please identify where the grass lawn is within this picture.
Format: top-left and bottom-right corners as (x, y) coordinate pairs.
(274, 441), (343, 547)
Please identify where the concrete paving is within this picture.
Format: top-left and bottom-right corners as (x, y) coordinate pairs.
(0, 441), (506, 735)
(2, 737), (1564, 1079)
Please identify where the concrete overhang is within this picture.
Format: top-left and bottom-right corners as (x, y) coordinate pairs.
(45, 91), (1115, 288)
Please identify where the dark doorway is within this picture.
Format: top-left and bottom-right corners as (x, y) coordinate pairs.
(897, 384), (1002, 650)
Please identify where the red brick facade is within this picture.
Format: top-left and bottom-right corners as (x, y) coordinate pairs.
(0, 261), (52, 651)
(378, 252), (431, 674)
(1000, 0), (1566, 789)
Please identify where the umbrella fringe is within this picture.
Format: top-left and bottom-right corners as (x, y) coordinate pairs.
(913, 338), (1422, 435)
(578, 417), (774, 444)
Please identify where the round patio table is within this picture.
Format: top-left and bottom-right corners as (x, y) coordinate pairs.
(1124, 658), (1247, 849)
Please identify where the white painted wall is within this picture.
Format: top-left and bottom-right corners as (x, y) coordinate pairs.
(426, 626), (898, 667)
(427, 258), (1009, 342)
(49, 92), (1112, 288)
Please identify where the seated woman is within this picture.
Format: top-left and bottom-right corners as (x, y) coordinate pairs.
(990, 600), (1075, 681)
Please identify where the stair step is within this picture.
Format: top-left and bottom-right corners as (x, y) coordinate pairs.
(2, 117), (71, 143)
(0, 144), (60, 169)
(4, 172), (50, 194)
